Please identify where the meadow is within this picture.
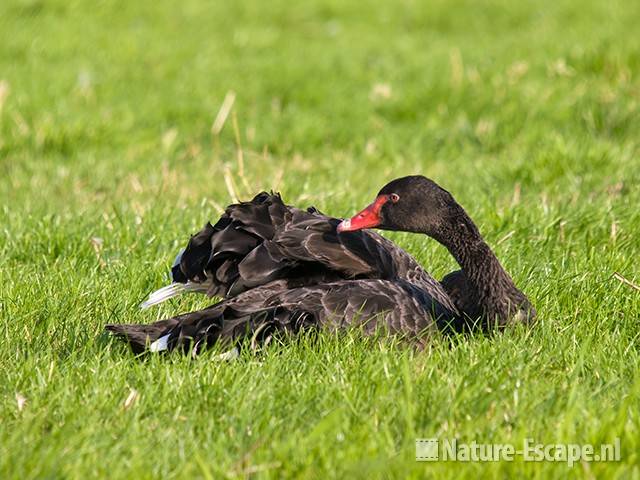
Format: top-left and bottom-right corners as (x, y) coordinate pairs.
(1, 0), (639, 477)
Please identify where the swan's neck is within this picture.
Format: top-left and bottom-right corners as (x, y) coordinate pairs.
(433, 208), (530, 323)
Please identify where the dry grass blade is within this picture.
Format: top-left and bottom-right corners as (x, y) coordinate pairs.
(15, 393), (27, 412)
(223, 165), (240, 203)
(232, 111), (252, 193)
(512, 182), (521, 206)
(497, 230), (515, 245)
(272, 167), (284, 191)
(123, 388), (139, 410)
(612, 272), (640, 292)
(211, 90), (236, 135)
(0, 80), (9, 113)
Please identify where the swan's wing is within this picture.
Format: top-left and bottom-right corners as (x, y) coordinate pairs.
(144, 192), (437, 307)
(109, 279), (458, 354)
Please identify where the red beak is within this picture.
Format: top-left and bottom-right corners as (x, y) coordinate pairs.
(337, 195), (390, 233)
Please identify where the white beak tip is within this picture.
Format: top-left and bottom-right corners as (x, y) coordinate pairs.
(337, 219), (351, 233)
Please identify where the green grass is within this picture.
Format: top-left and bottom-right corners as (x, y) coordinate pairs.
(1, 0), (639, 477)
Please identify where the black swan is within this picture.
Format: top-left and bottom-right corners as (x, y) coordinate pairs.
(106, 175), (535, 354)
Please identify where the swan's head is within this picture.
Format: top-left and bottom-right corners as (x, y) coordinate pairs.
(337, 175), (458, 236)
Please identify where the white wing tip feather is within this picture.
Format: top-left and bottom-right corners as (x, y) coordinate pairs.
(149, 334), (170, 352)
(211, 347), (240, 362)
(139, 283), (186, 309)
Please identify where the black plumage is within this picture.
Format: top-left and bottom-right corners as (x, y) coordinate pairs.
(106, 176), (535, 354)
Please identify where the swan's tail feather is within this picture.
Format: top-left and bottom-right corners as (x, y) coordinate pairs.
(106, 303), (315, 356)
(139, 282), (207, 309)
(105, 319), (179, 354)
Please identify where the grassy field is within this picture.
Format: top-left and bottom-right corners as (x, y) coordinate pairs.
(1, 0), (639, 477)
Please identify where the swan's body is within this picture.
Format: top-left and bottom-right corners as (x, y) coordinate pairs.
(107, 176), (535, 354)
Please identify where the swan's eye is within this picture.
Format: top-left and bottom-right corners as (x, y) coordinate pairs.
(390, 193), (400, 203)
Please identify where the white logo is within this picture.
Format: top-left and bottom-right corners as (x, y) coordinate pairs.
(415, 438), (621, 466)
